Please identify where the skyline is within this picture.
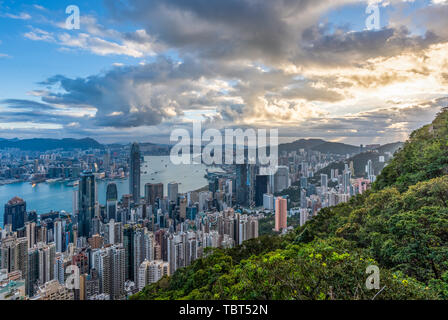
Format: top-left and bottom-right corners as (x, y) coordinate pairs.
(0, 0), (447, 145)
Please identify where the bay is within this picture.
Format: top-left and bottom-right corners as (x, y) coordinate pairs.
(0, 156), (217, 225)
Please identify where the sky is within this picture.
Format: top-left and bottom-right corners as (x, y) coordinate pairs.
(0, 0), (447, 145)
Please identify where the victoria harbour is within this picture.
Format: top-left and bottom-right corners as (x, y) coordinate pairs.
(0, 156), (215, 225)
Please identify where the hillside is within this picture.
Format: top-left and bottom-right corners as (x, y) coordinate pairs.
(279, 139), (360, 155)
(132, 107), (448, 300)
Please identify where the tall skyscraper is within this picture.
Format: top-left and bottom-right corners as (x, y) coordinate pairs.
(4, 197), (27, 231)
(320, 174), (328, 194)
(167, 182), (178, 203)
(144, 183), (164, 205)
(255, 175), (268, 207)
(78, 171), (97, 238)
(129, 142), (141, 204)
(235, 164), (248, 206)
(273, 166), (289, 193)
(106, 183), (118, 221)
(275, 197), (287, 232)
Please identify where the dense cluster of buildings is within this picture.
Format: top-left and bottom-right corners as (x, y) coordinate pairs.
(0, 141), (388, 300)
(0, 143), (262, 300)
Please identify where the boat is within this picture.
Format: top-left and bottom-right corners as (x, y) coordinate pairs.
(46, 178), (63, 184)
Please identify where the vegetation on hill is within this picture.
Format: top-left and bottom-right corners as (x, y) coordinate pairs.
(132, 108), (448, 300)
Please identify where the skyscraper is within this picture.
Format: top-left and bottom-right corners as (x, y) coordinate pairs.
(274, 197), (287, 232)
(106, 183), (118, 221)
(144, 183), (164, 205)
(255, 175), (268, 207)
(167, 182), (178, 203)
(4, 197), (27, 231)
(235, 164), (248, 207)
(320, 174), (328, 194)
(129, 142), (141, 204)
(78, 171), (97, 238)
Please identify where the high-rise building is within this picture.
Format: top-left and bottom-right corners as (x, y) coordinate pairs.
(54, 219), (63, 253)
(320, 174), (328, 194)
(3, 197), (27, 231)
(235, 164), (248, 207)
(167, 182), (178, 204)
(273, 166), (289, 193)
(106, 183), (118, 221)
(274, 197), (287, 232)
(78, 171), (97, 238)
(144, 183), (163, 206)
(129, 142), (141, 204)
(255, 175), (268, 207)
(263, 193), (274, 211)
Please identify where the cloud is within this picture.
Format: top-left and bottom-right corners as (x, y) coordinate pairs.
(3, 12), (31, 20)
(24, 15), (159, 58)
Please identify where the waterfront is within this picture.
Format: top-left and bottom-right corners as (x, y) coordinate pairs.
(0, 156), (217, 225)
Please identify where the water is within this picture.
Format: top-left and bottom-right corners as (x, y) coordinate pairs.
(0, 156), (217, 225)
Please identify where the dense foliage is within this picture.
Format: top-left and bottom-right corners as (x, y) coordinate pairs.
(132, 108), (448, 300)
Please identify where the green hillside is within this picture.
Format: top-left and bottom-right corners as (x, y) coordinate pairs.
(132, 108), (448, 300)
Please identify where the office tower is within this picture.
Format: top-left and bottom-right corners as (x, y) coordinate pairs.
(167, 182), (179, 203)
(129, 142), (141, 204)
(137, 260), (169, 291)
(255, 175), (268, 207)
(144, 183), (163, 206)
(179, 198), (187, 220)
(3, 197), (27, 231)
(247, 164), (257, 207)
(72, 189), (79, 215)
(274, 197), (287, 232)
(103, 150), (111, 170)
(106, 183), (118, 221)
(320, 174), (328, 194)
(235, 164), (248, 206)
(263, 193), (274, 211)
(274, 166), (289, 193)
(78, 171), (97, 238)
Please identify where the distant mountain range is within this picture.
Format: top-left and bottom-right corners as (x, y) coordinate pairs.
(0, 137), (403, 158)
(0, 138), (103, 152)
(279, 139), (361, 155)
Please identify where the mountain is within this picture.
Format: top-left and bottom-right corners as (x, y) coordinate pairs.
(132, 107), (448, 300)
(279, 139), (360, 155)
(0, 138), (104, 151)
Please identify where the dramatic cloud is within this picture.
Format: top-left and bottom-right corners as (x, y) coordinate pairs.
(2, 0), (448, 144)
